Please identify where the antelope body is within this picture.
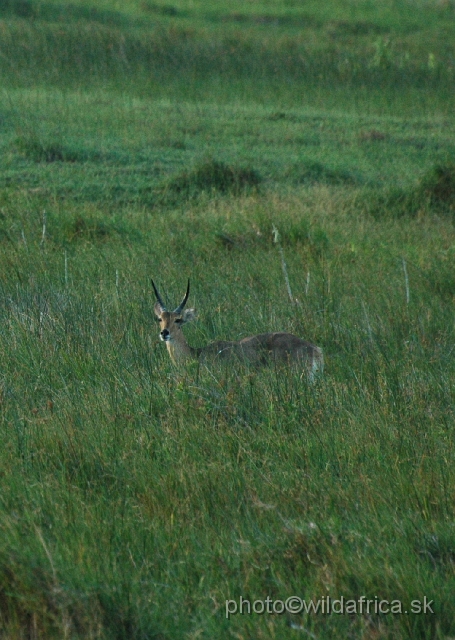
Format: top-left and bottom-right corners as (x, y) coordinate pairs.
(152, 280), (323, 377)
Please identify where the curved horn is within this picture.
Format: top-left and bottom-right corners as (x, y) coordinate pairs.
(151, 279), (167, 310)
(173, 279), (190, 314)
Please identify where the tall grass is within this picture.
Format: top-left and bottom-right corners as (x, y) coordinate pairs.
(0, 0), (454, 637)
(1, 190), (455, 637)
(0, 5), (453, 113)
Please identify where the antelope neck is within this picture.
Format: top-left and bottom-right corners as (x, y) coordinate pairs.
(166, 335), (193, 364)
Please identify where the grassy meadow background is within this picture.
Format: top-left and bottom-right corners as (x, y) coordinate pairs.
(0, 0), (455, 638)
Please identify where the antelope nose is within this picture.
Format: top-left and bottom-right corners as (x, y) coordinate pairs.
(160, 329), (170, 340)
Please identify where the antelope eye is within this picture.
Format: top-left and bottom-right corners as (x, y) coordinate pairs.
(174, 318), (183, 324)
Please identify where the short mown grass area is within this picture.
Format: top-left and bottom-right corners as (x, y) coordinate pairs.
(0, 1), (454, 638)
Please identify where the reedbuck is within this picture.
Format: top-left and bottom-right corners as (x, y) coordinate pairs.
(152, 280), (324, 378)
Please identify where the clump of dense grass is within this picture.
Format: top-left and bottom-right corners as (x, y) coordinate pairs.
(216, 213), (329, 256)
(288, 160), (359, 186)
(12, 133), (96, 163)
(63, 215), (114, 242)
(418, 163), (455, 213)
(159, 159), (261, 204)
(363, 163), (455, 221)
(140, 1), (180, 17)
(0, 0), (34, 18)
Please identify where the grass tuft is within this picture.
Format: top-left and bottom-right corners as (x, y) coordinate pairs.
(140, 1), (180, 16)
(291, 160), (359, 186)
(159, 159), (262, 204)
(13, 134), (95, 164)
(66, 216), (112, 242)
(361, 163), (455, 220)
(0, 0), (34, 18)
(417, 163), (455, 213)
(55, 212), (141, 245)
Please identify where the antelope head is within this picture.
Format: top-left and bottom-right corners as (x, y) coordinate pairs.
(152, 279), (196, 363)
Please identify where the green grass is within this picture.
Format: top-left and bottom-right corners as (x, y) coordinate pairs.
(0, 0), (454, 114)
(0, 1), (454, 638)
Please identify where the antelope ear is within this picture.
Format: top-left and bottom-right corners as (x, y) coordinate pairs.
(154, 301), (164, 318)
(181, 308), (197, 324)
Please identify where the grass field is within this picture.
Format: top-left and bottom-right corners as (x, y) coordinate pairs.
(0, 1), (455, 638)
